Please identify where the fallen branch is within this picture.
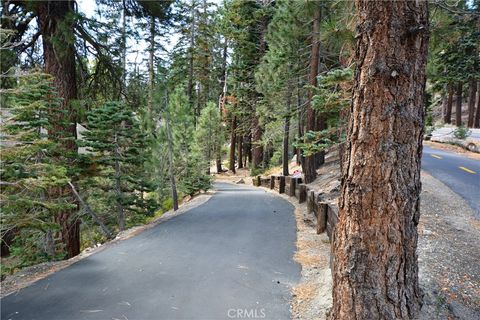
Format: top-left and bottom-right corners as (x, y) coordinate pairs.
(67, 182), (114, 239)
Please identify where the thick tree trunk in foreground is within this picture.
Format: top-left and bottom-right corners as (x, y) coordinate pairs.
(467, 79), (477, 128)
(302, 5), (321, 183)
(455, 82), (463, 126)
(332, 1), (428, 319)
(229, 116), (236, 173)
(444, 83), (453, 124)
(37, 0), (80, 258)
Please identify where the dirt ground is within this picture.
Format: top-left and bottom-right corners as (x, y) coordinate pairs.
(424, 141), (480, 160)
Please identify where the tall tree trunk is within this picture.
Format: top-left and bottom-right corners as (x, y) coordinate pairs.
(121, 0), (127, 98)
(114, 133), (125, 231)
(283, 89), (292, 176)
(215, 39), (227, 175)
(246, 133), (252, 166)
(332, 1), (428, 319)
(467, 79), (477, 128)
(251, 117), (263, 168)
(475, 81), (480, 128)
(237, 135), (243, 169)
(37, 0), (80, 259)
(301, 4), (321, 183)
(198, 0), (210, 117)
(216, 153), (222, 173)
(148, 15), (155, 116)
(296, 78), (303, 165)
(455, 82), (463, 126)
(251, 3), (268, 170)
(229, 115), (237, 173)
(444, 83), (453, 124)
(165, 116), (179, 211)
(187, 0), (195, 109)
(315, 115), (325, 168)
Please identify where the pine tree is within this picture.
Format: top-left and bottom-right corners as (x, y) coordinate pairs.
(195, 101), (225, 173)
(81, 101), (156, 231)
(167, 87), (211, 197)
(1, 73), (74, 266)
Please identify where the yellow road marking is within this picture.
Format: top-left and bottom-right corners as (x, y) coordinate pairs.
(459, 166), (476, 174)
(431, 154), (442, 159)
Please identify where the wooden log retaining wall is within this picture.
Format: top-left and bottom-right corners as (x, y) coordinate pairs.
(253, 174), (339, 245)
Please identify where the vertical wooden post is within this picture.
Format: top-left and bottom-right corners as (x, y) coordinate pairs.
(279, 176), (285, 194)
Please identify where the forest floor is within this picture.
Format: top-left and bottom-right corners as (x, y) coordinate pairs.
(0, 191), (214, 298)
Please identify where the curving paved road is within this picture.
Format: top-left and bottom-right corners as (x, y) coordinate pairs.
(422, 145), (480, 217)
(1, 182), (300, 320)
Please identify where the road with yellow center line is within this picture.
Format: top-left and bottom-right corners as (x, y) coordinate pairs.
(423, 145), (479, 217)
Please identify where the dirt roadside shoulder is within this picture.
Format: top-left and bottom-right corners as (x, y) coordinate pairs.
(424, 141), (480, 160)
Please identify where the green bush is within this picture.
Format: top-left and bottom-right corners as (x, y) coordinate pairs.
(453, 126), (470, 140)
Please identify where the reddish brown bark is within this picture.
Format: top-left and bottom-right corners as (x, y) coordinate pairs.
(283, 90), (292, 176)
(237, 135), (243, 169)
(37, 0), (80, 258)
(455, 82), (463, 126)
(251, 117), (263, 168)
(444, 83), (453, 124)
(475, 82), (480, 128)
(332, 1), (428, 319)
(467, 79), (477, 128)
(301, 4), (321, 184)
(229, 116), (236, 173)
